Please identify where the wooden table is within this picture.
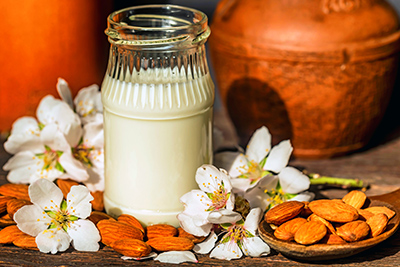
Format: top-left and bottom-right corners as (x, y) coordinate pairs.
(1, 108), (400, 266)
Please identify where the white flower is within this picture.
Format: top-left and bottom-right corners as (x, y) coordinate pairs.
(210, 208), (270, 260)
(57, 78), (102, 124)
(72, 113), (104, 191)
(3, 124), (89, 184)
(4, 95), (82, 154)
(154, 251), (198, 264)
(177, 164), (241, 237)
(245, 166), (314, 211)
(214, 126), (293, 193)
(14, 179), (100, 254)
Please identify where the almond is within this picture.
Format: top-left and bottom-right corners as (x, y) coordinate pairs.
(146, 237), (194, 251)
(88, 211), (116, 225)
(0, 225), (26, 244)
(308, 200), (358, 223)
(177, 227), (207, 243)
(308, 213), (336, 234)
(0, 184), (29, 201)
(358, 209), (375, 221)
(274, 217), (307, 241)
(364, 206), (395, 220)
(13, 234), (38, 250)
(265, 201), (305, 225)
(97, 219), (144, 246)
(111, 238), (152, 257)
(336, 220), (370, 242)
(90, 191), (104, 211)
(0, 213), (16, 227)
(342, 190), (367, 209)
(300, 202), (313, 218)
(7, 198), (31, 219)
(0, 196), (15, 214)
(146, 224), (178, 239)
(56, 179), (79, 198)
(294, 221), (327, 245)
(366, 213), (389, 237)
(118, 214), (145, 233)
(319, 233), (347, 244)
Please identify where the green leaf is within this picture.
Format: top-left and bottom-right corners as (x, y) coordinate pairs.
(44, 145), (52, 152)
(38, 123), (45, 131)
(236, 219), (245, 226)
(220, 223), (232, 229)
(68, 215), (79, 221)
(45, 211), (56, 219)
(206, 192), (214, 200)
(48, 223), (57, 229)
(62, 224), (68, 232)
(55, 161), (65, 173)
(259, 157), (267, 168)
(285, 193), (297, 200)
(245, 230), (255, 238)
(56, 151), (64, 157)
(60, 200), (68, 211)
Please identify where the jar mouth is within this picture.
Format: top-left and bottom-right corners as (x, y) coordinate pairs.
(106, 5), (210, 46)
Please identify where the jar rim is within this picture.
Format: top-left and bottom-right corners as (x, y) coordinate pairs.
(106, 4), (210, 46)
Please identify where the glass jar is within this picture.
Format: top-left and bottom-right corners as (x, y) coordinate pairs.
(101, 5), (214, 226)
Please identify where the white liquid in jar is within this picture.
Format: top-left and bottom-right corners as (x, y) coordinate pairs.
(101, 70), (214, 227)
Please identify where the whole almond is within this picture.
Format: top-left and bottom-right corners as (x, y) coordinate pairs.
(13, 234), (38, 250)
(97, 220), (144, 246)
(7, 198), (31, 219)
(337, 220), (370, 242)
(177, 227), (207, 243)
(0, 196), (15, 214)
(146, 237), (194, 251)
(111, 238), (152, 257)
(56, 179), (79, 198)
(319, 233), (347, 245)
(294, 221), (327, 245)
(90, 191), (104, 211)
(358, 209), (375, 221)
(309, 200), (358, 223)
(366, 213), (389, 237)
(265, 201), (305, 225)
(274, 217), (307, 241)
(0, 225), (26, 244)
(364, 206), (395, 220)
(88, 211), (116, 225)
(0, 213), (16, 227)
(118, 214), (145, 233)
(342, 190), (367, 209)
(0, 184), (29, 201)
(146, 224), (178, 239)
(308, 213), (336, 234)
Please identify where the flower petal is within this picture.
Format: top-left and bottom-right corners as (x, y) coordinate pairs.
(177, 213), (212, 237)
(264, 140), (293, 173)
(196, 164), (233, 193)
(243, 208), (262, 233)
(59, 153), (89, 182)
(242, 237), (270, 257)
(154, 251), (198, 264)
(246, 126), (271, 163)
(51, 103), (82, 147)
(56, 78), (74, 109)
(231, 178), (252, 194)
(213, 152), (247, 178)
(207, 210), (242, 224)
(179, 190), (211, 221)
(29, 179), (64, 210)
(14, 205), (51, 236)
(279, 166), (310, 194)
(193, 231), (218, 254)
(3, 151), (39, 183)
(121, 252), (157, 261)
(83, 114), (104, 148)
(210, 242), (243, 260)
(68, 219), (100, 251)
(4, 117), (41, 154)
(66, 185), (94, 219)
(83, 166), (104, 192)
(289, 191), (315, 202)
(36, 95), (62, 125)
(35, 229), (71, 254)
(244, 176), (279, 210)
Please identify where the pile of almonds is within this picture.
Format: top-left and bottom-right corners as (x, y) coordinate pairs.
(0, 179), (205, 257)
(265, 190), (395, 245)
(93, 212), (206, 258)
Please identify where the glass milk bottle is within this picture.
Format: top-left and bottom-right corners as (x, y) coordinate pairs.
(101, 5), (214, 226)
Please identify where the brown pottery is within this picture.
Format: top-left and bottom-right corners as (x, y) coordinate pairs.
(209, 0), (400, 158)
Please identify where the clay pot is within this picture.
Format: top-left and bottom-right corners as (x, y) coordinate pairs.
(0, 1), (112, 132)
(209, 0), (400, 158)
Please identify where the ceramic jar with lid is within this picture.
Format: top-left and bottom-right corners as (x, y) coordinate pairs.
(210, 0), (400, 158)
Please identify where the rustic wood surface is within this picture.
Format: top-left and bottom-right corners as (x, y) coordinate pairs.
(1, 108), (400, 266)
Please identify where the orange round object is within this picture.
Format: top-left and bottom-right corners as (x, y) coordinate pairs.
(0, 1), (112, 132)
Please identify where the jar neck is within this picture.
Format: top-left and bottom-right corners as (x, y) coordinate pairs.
(105, 44), (210, 84)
